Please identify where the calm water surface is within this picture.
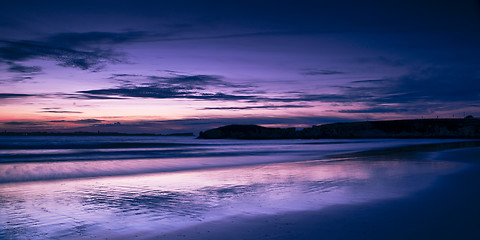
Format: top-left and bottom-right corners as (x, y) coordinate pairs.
(0, 136), (464, 239)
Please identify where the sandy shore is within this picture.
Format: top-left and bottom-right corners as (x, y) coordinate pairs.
(152, 143), (480, 240)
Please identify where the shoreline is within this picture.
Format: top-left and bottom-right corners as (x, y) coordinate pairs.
(151, 145), (480, 240)
(3, 140), (479, 239)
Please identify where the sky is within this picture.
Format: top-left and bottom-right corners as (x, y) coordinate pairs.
(1, 0), (479, 133)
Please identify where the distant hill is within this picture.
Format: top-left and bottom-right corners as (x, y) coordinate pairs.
(198, 118), (480, 139)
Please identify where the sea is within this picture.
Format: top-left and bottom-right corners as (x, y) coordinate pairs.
(0, 136), (466, 239)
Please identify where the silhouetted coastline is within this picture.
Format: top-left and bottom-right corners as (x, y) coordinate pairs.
(198, 118), (480, 139)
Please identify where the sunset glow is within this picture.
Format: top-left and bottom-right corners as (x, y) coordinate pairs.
(1, 1), (479, 133)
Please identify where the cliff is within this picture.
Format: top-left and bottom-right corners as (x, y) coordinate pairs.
(198, 118), (480, 139)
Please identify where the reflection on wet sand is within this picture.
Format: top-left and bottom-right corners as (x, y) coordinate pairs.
(0, 155), (458, 239)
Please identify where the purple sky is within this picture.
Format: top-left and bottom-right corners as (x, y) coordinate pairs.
(1, 0), (479, 133)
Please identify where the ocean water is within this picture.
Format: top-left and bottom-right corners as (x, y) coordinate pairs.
(0, 136), (464, 239)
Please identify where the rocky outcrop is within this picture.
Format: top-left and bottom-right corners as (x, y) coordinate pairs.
(198, 125), (296, 139)
(198, 118), (480, 139)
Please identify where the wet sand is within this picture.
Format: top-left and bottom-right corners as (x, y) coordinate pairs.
(155, 144), (480, 240)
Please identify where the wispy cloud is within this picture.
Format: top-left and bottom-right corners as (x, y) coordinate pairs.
(49, 119), (103, 124)
(257, 94), (360, 103)
(3, 121), (47, 126)
(338, 107), (412, 114)
(258, 66), (480, 115)
(202, 104), (312, 110)
(335, 66), (480, 114)
(355, 56), (409, 67)
(41, 110), (83, 114)
(37, 107), (83, 114)
(300, 68), (345, 76)
(350, 79), (385, 84)
(44, 31), (146, 49)
(57, 93), (127, 100)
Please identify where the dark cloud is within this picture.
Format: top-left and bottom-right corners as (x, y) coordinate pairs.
(73, 71), (392, 105)
(2, 62), (43, 83)
(339, 108), (412, 114)
(355, 69), (480, 104)
(49, 119), (103, 124)
(41, 110), (83, 114)
(202, 104), (312, 110)
(232, 89), (267, 94)
(0, 40), (120, 71)
(0, 31), (144, 71)
(192, 92), (255, 101)
(152, 30), (308, 42)
(7, 63), (42, 73)
(38, 65), (480, 117)
(258, 94), (360, 103)
(3, 121), (47, 126)
(79, 86), (255, 101)
(161, 75), (249, 89)
(350, 79), (385, 84)
(80, 86), (187, 99)
(1, 119), (106, 130)
(109, 73), (141, 79)
(58, 93), (127, 100)
(249, 66), (480, 115)
(110, 73), (250, 89)
(334, 67), (480, 114)
(92, 122), (121, 127)
(78, 74), (256, 101)
(300, 68), (345, 76)
(0, 93), (33, 99)
(1, 75), (35, 83)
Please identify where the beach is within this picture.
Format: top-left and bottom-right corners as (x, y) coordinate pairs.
(156, 146), (480, 240)
(3, 1), (479, 239)
(1, 137), (479, 239)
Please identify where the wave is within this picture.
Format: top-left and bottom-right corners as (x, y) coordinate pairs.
(0, 137), (469, 183)
(0, 154), (309, 183)
(0, 142), (204, 150)
(0, 147), (308, 164)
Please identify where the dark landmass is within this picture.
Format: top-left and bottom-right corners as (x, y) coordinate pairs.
(198, 118), (480, 139)
(199, 124), (297, 139)
(0, 131), (194, 137)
